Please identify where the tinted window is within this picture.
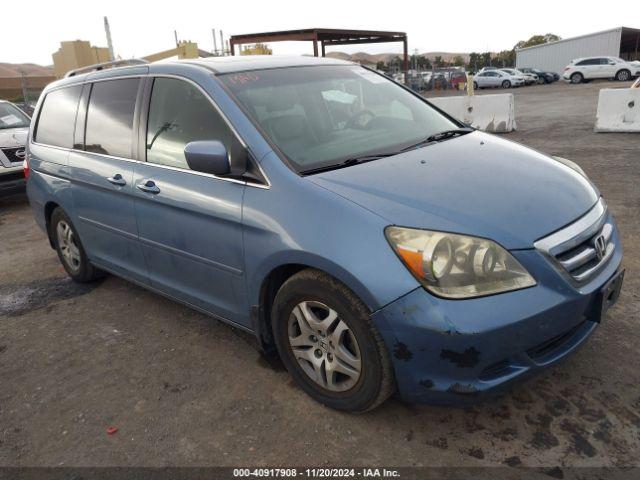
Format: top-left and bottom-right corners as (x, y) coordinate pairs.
(35, 86), (82, 148)
(85, 78), (139, 157)
(146, 77), (241, 170)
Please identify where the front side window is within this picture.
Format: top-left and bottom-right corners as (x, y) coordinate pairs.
(34, 86), (82, 148)
(146, 77), (241, 170)
(220, 66), (457, 173)
(85, 78), (139, 158)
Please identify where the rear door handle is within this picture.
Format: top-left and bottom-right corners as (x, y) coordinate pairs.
(107, 173), (126, 186)
(136, 179), (160, 194)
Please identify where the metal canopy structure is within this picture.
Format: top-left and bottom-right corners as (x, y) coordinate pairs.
(229, 28), (408, 72)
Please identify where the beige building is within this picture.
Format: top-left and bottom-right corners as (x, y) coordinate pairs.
(52, 40), (111, 78)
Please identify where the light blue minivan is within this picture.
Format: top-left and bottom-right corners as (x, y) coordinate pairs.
(26, 56), (623, 412)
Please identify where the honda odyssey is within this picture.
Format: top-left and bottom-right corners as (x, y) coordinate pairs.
(26, 56), (624, 412)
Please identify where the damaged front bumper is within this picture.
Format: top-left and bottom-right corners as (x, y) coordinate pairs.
(371, 229), (623, 405)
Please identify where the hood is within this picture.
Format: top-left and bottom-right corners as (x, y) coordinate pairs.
(310, 132), (599, 249)
(0, 127), (28, 148)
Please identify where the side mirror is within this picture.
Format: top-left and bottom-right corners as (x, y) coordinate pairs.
(184, 141), (231, 176)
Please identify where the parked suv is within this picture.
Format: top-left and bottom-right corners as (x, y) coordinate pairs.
(563, 56), (638, 84)
(26, 57), (624, 412)
(1, 100), (30, 195)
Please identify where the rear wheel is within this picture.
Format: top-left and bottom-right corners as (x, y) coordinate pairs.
(570, 72), (583, 84)
(615, 69), (631, 82)
(473, 81), (479, 90)
(502, 80), (511, 88)
(272, 269), (394, 412)
(51, 208), (103, 283)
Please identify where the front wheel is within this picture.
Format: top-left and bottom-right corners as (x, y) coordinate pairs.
(570, 72), (583, 84)
(502, 80), (511, 88)
(272, 269), (395, 412)
(51, 208), (103, 283)
(473, 81), (479, 90)
(615, 69), (631, 82)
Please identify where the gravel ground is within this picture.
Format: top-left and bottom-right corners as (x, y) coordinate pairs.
(1, 80), (639, 469)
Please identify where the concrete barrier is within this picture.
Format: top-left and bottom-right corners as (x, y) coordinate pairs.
(428, 93), (516, 133)
(595, 88), (640, 132)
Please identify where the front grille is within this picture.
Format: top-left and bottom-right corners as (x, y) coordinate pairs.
(1, 147), (25, 164)
(535, 199), (614, 283)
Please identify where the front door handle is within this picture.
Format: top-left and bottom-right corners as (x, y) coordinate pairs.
(136, 179), (160, 194)
(107, 173), (126, 186)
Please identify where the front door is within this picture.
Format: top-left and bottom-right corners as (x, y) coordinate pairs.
(132, 77), (248, 325)
(69, 78), (148, 283)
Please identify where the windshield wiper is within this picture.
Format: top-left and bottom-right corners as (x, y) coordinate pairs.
(401, 127), (474, 152)
(300, 153), (396, 175)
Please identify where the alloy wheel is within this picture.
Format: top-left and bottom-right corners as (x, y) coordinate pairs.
(287, 301), (362, 392)
(56, 220), (81, 272)
(617, 70), (630, 81)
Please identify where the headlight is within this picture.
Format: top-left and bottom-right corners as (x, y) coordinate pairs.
(385, 227), (536, 299)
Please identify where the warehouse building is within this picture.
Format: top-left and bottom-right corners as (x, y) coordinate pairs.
(516, 26), (640, 75)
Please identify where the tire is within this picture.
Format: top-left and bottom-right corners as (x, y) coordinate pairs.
(473, 81), (479, 90)
(50, 208), (103, 283)
(537, 76), (545, 85)
(502, 80), (511, 89)
(272, 269), (395, 412)
(570, 72), (583, 84)
(615, 69), (631, 82)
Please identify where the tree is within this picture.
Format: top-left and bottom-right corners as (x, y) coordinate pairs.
(376, 61), (386, 71)
(453, 55), (465, 67)
(514, 33), (561, 50)
(494, 49), (516, 67)
(468, 52), (482, 72)
(434, 55), (443, 68)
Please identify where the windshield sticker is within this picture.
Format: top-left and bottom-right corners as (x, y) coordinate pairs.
(321, 90), (358, 105)
(227, 72), (261, 86)
(0, 114), (22, 126)
(351, 68), (387, 84)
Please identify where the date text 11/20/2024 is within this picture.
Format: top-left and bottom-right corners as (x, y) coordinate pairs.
(232, 468), (401, 477)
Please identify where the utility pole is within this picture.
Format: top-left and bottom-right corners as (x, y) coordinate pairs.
(104, 16), (114, 61)
(220, 30), (225, 55)
(20, 71), (29, 108)
(212, 28), (218, 55)
(174, 30), (179, 47)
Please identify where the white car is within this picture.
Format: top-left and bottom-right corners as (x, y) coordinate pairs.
(563, 56), (640, 84)
(0, 100), (30, 195)
(501, 68), (537, 85)
(473, 70), (524, 89)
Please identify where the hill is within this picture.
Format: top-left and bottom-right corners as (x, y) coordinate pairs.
(0, 63), (54, 77)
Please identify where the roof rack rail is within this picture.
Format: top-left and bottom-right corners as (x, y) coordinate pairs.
(64, 58), (149, 78)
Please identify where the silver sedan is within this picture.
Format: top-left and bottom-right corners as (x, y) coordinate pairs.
(473, 70), (524, 89)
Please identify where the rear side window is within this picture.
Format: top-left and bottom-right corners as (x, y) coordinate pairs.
(85, 78), (140, 158)
(35, 86), (82, 148)
(145, 77), (242, 170)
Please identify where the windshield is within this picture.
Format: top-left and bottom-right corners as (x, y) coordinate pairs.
(220, 66), (457, 173)
(0, 102), (30, 129)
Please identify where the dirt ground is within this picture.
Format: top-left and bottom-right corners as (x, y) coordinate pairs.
(1, 80), (639, 469)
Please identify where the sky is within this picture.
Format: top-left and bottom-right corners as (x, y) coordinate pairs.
(3, 0), (637, 65)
